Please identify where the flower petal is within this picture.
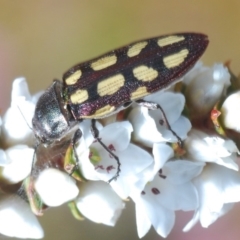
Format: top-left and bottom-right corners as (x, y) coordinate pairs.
(163, 160), (204, 184)
(200, 202), (234, 228)
(2, 78), (36, 146)
(192, 164), (240, 228)
(35, 168), (79, 207)
(76, 181), (125, 226)
(79, 120), (103, 147)
(11, 77), (31, 103)
(98, 144), (154, 198)
(115, 143), (153, 176)
(183, 210), (200, 232)
(135, 201), (152, 238)
(1, 145), (33, 184)
(170, 116), (192, 140)
(221, 91), (240, 132)
(146, 92), (185, 125)
(0, 195), (44, 239)
(152, 143), (174, 176)
(140, 195), (175, 238)
(146, 176), (198, 211)
(128, 107), (165, 147)
(2, 106), (34, 145)
(186, 130), (238, 170)
(184, 63), (230, 117)
(99, 121), (133, 151)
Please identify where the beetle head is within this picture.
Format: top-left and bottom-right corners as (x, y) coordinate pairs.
(32, 80), (71, 144)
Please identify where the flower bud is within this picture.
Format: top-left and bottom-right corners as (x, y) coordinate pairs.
(221, 91), (240, 132)
(184, 63), (230, 118)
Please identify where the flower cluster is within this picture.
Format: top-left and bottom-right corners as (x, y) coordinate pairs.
(0, 62), (240, 239)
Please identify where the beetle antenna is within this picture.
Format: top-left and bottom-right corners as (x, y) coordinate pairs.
(17, 105), (33, 130)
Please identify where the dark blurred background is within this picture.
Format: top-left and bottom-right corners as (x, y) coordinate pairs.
(1, 1), (240, 239)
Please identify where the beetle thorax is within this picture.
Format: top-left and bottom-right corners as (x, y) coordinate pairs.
(32, 80), (72, 144)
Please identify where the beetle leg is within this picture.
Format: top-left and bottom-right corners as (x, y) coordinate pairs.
(30, 141), (40, 178)
(91, 119), (121, 183)
(135, 99), (183, 147)
(69, 128), (82, 175)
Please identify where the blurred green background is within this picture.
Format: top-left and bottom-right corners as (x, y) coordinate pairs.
(1, 1), (240, 239)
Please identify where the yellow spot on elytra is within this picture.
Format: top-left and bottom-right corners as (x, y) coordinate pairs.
(97, 74), (125, 97)
(83, 105), (115, 118)
(127, 41), (148, 57)
(133, 65), (158, 82)
(157, 35), (185, 47)
(130, 86), (148, 100)
(91, 54), (117, 71)
(65, 70), (82, 85)
(163, 49), (189, 69)
(70, 89), (88, 104)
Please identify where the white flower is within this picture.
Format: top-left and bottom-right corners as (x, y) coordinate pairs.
(0, 145), (33, 184)
(34, 168), (79, 207)
(183, 63), (230, 117)
(0, 194), (44, 239)
(185, 129), (239, 170)
(1, 77), (42, 146)
(0, 60), (238, 239)
(221, 91), (240, 132)
(128, 91), (191, 147)
(131, 143), (204, 238)
(183, 129), (240, 231)
(182, 62), (207, 85)
(184, 163), (240, 231)
(75, 181), (125, 226)
(76, 121), (154, 199)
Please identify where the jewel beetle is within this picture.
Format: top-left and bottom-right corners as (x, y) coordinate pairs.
(32, 32), (209, 181)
